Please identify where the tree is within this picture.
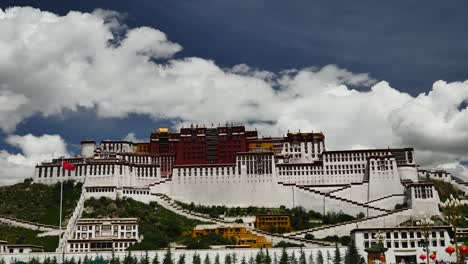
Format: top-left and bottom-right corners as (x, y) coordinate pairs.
(241, 257), (247, 264)
(110, 251), (121, 264)
(316, 251), (324, 264)
(326, 251), (331, 264)
(225, 254), (232, 264)
(299, 249), (307, 264)
(43, 257), (52, 264)
(141, 251), (150, 264)
(192, 253), (201, 264)
(214, 254), (220, 264)
(344, 240), (361, 264)
(265, 250), (272, 264)
(232, 253), (238, 264)
(308, 253), (314, 264)
(0, 258), (5, 264)
(256, 249), (265, 264)
(279, 248), (288, 264)
(333, 244), (341, 264)
(123, 251), (137, 264)
(273, 253), (278, 264)
(248, 255), (255, 264)
(177, 254), (186, 264)
(290, 251), (298, 264)
(69, 257), (78, 264)
(204, 254), (211, 264)
(30, 258), (40, 264)
(152, 254), (160, 264)
(52, 256), (59, 264)
(358, 258), (365, 264)
(163, 249), (174, 264)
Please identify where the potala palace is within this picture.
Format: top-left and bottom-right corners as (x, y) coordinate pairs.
(33, 125), (454, 218)
(25, 124), (468, 263)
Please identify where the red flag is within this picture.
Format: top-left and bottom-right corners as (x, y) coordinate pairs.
(62, 160), (76, 171)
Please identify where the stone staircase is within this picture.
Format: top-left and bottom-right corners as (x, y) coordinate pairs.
(150, 193), (231, 224)
(286, 208), (412, 238)
(0, 215), (59, 231)
(278, 182), (391, 213)
(57, 180), (87, 253)
(364, 194), (405, 204)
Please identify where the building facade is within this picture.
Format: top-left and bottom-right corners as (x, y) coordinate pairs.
(254, 214), (291, 233)
(0, 241), (44, 254)
(352, 226), (455, 264)
(191, 224), (272, 248)
(33, 124), (446, 218)
(67, 218), (140, 253)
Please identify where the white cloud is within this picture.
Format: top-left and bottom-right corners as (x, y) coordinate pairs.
(122, 132), (146, 143)
(0, 134), (68, 185)
(0, 6), (467, 182)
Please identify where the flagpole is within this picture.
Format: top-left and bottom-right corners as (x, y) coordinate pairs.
(59, 178), (63, 241)
(59, 161), (63, 262)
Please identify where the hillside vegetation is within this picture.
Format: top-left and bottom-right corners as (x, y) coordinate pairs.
(0, 223), (58, 252)
(175, 201), (360, 232)
(428, 178), (464, 202)
(0, 179), (82, 226)
(82, 197), (203, 249)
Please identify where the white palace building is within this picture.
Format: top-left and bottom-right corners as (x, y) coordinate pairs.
(21, 124), (468, 263)
(32, 125), (452, 220)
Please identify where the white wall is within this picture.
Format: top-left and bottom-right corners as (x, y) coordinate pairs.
(0, 247), (346, 264)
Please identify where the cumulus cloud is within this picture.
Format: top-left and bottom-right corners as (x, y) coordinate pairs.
(0, 6), (467, 183)
(122, 132), (146, 143)
(0, 134), (68, 185)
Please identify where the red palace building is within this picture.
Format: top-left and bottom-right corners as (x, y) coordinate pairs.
(150, 125), (258, 164)
(147, 125), (324, 177)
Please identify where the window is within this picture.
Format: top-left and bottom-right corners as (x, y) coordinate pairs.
(402, 241), (408, 248)
(393, 232), (399, 238)
(401, 232), (407, 239)
(394, 242), (399, 248)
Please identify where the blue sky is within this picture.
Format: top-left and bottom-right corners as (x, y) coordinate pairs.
(1, 0), (468, 183)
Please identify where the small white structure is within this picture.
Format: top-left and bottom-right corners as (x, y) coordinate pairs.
(67, 218), (140, 253)
(0, 241), (44, 254)
(0, 240), (7, 253)
(352, 226), (454, 264)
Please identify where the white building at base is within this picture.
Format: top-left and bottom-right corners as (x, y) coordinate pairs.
(351, 226), (455, 264)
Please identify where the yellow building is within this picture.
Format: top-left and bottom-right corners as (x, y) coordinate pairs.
(135, 143), (150, 153)
(255, 214), (291, 233)
(191, 224), (272, 248)
(248, 141), (274, 152)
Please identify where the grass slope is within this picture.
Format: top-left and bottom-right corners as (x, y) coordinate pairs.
(0, 179), (82, 226)
(0, 223), (58, 252)
(428, 178), (464, 202)
(82, 197), (203, 250)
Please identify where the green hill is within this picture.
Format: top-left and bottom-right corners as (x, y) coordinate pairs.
(0, 179), (82, 226)
(82, 197), (203, 250)
(0, 223), (58, 252)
